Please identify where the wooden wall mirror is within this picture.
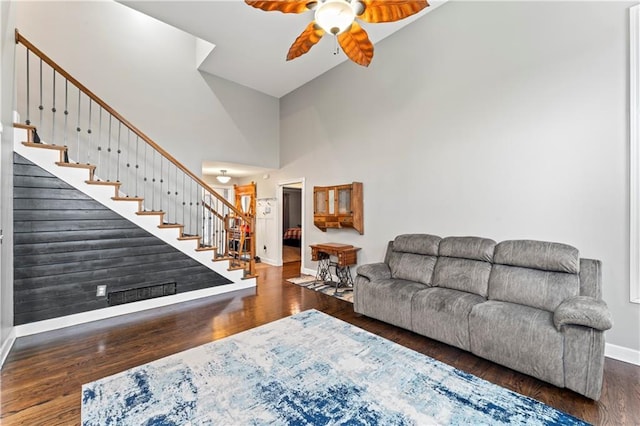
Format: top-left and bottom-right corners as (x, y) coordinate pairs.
(234, 182), (256, 217)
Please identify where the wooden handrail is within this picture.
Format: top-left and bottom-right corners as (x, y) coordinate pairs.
(14, 29), (250, 223)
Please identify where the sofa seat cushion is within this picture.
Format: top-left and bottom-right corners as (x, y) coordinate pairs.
(354, 278), (427, 330)
(411, 288), (485, 351)
(469, 301), (564, 387)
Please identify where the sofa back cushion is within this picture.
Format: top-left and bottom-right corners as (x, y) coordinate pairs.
(392, 234), (441, 255)
(433, 236), (496, 297)
(493, 240), (579, 273)
(489, 240), (580, 312)
(388, 234), (441, 285)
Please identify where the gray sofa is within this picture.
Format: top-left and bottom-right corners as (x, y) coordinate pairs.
(354, 234), (613, 400)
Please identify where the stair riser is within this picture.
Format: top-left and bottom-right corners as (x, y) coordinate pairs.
(16, 143), (60, 167)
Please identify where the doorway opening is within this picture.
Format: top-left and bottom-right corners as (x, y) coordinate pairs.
(282, 185), (302, 263)
(278, 179), (305, 269)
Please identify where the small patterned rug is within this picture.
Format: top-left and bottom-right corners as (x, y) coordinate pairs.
(81, 310), (589, 425)
(286, 275), (353, 303)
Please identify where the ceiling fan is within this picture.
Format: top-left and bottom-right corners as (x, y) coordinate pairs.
(245, 0), (429, 67)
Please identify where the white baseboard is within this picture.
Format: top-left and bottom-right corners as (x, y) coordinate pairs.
(14, 281), (255, 338)
(0, 328), (16, 369)
(605, 343), (640, 366)
(302, 267), (316, 277)
(259, 257), (278, 266)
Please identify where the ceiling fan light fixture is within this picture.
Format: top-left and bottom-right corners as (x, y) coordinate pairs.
(314, 0), (356, 35)
(216, 170), (231, 184)
(245, 0), (428, 67)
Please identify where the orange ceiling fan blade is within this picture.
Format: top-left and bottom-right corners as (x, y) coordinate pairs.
(358, 0), (429, 23)
(245, 0), (316, 14)
(287, 22), (325, 61)
(337, 21), (374, 67)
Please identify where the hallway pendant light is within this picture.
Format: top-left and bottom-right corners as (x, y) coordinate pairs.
(217, 170), (231, 184)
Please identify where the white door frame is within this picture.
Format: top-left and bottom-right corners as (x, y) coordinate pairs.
(631, 5), (640, 303)
(277, 178), (305, 273)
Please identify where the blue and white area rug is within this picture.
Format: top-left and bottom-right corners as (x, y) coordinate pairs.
(82, 309), (588, 425)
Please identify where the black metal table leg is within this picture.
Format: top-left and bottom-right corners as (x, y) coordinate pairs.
(333, 265), (354, 295)
(315, 252), (332, 283)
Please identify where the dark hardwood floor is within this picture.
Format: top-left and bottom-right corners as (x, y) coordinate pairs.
(283, 245), (302, 263)
(1, 262), (639, 425)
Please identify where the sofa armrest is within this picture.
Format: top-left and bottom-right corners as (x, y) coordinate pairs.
(356, 263), (391, 281)
(554, 296), (613, 331)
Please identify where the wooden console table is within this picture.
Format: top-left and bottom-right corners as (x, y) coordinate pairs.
(310, 243), (361, 293)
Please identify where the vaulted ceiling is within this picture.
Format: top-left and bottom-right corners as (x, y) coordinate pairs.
(121, 0), (446, 98)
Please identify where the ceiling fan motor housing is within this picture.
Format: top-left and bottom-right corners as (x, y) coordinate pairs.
(315, 0), (358, 35)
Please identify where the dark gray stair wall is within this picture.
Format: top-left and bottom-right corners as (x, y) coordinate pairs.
(13, 153), (232, 325)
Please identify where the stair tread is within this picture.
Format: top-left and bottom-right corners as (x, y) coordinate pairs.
(158, 223), (183, 229)
(136, 211), (165, 216)
(14, 122), (36, 130)
(85, 180), (121, 186)
(195, 246), (217, 252)
(178, 235), (200, 241)
(227, 265), (246, 271)
(22, 141), (67, 151)
(112, 196), (143, 201)
(213, 256), (233, 262)
(55, 162), (96, 170)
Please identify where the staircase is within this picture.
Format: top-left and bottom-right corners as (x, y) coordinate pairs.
(12, 30), (257, 326)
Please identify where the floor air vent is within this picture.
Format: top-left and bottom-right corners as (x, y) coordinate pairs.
(108, 282), (177, 306)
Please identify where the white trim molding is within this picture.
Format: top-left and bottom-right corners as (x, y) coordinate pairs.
(630, 5), (640, 304)
(302, 267), (317, 277)
(0, 327), (16, 368)
(258, 257), (278, 266)
(14, 281), (255, 338)
(605, 343), (640, 366)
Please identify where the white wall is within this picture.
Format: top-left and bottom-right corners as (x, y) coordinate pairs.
(249, 1), (640, 353)
(8, 0), (639, 355)
(256, 197), (279, 265)
(0, 0), (16, 365)
(15, 1), (279, 173)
